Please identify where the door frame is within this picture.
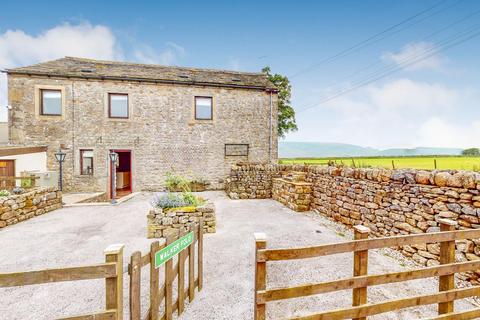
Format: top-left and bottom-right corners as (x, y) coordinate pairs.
(109, 149), (132, 199)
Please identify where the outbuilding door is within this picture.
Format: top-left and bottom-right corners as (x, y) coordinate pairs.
(0, 160), (15, 189)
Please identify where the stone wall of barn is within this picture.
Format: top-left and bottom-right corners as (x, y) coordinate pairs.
(226, 163), (480, 283)
(8, 74), (278, 193)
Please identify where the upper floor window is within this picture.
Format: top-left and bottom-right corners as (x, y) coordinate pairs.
(80, 149), (94, 175)
(109, 93), (129, 118)
(41, 90), (62, 116)
(194, 96), (213, 120)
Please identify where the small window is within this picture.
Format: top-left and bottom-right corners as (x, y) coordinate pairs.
(41, 90), (62, 116)
(109, 94), (129, 118)
(80, 150), (94, 175)
(195, 96), (213, 120)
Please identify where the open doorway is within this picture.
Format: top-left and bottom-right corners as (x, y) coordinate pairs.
(110, 150), (132, 199)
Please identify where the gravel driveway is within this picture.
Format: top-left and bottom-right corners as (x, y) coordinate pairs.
(0, 192), (476, 319)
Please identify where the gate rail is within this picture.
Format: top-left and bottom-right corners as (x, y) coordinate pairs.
(128, 219), (204, 320)
(0, 244), (124, 320)
(254, 218), (480, 320)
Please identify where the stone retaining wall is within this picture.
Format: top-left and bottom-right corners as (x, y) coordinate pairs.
(0, 187), (62, 229)
(226, 163), (480, 283)
(147, 202), (216, 239)
(272, 172), (312, 212)
(225, 163), (280, 199)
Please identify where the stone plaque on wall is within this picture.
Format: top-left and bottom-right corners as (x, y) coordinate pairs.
(225, 144), (249, 157)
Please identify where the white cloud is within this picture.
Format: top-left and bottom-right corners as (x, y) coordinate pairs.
(133, 42), (185, 65)
(367, 78), (457, 113)
(289, 78), (476, 149)
(0, 22), (119, 69)
(0, 22), (186, 121)
(418, 117), (480, 148)
(382, 42), (445, 71)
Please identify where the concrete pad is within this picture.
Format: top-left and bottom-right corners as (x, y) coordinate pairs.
(0, 191), (476, 319)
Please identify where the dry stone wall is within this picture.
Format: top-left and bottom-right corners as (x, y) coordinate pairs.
(225, 163), (281, 199)
(226, 163), (480, 283)
(272, 171), (312, 212)
(147, 202), (216, 239)
(0, 187), (62, 229)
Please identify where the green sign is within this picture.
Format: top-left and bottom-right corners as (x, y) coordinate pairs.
(155, 232), (194, 268)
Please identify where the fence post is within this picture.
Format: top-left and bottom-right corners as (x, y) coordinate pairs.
(189, 224), (196, 302)
(150, 241), (160, 320)
(165, 236), (174, 320)
(198, 218), (204, 291)
(104, 244), (124, 320)
(30, 174), (36, 188)
(254, 233), (267, 320)
(129, 251), (141, 320)
(352, 225), (370, 320)
(438, 218), (457, 315)
(178, 229), (186, 316)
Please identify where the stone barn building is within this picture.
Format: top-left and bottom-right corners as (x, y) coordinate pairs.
(5, 57), (278, 196)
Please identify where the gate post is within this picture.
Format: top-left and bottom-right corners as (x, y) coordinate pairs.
(438, 218), (457, 315)
(198, 218), (204, 291)
(352, 225), (370, 320)
(129, 251), (141, 320)
(104, 244), (125, 320)
(150, 241), (160, 320)
(254, 233), (267, 320)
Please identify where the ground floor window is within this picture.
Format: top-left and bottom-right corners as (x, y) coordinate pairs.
(80, 149), (94, 175)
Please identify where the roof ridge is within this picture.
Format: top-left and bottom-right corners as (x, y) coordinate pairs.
(63, 56), (266, 76)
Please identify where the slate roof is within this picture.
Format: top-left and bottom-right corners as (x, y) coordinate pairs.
(5, 57), (275, 91)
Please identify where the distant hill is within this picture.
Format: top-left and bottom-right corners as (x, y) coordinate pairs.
(279, 142), (463, 158)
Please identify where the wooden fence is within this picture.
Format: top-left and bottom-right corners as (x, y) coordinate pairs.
(254, 218), (480, 320)
(0, 243), (125, 320)
(128, 220), (204, 320)
(0, 175), (39, 189)
(0, 220), (204, 320)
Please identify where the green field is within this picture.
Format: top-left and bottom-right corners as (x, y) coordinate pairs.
(279, 156), (480, 171)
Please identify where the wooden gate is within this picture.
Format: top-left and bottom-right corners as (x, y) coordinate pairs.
(0, 244), (124, 320)
(128, 220), (204, 320)
(254, 218), (480, 320)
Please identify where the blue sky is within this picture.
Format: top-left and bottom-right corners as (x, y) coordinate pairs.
(1, 0), (479, 148)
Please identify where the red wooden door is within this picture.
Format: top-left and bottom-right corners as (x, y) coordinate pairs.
(0, 160), (15, 189)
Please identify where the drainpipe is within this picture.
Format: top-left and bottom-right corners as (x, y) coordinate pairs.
(72, 81), (76, 179)
(268, 90), (273, 163)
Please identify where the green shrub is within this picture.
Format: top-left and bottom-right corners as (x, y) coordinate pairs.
(165, 172), (191, 192)
(20, 178), (32, 188)
(0, 189), (10, 197)
(151, 191), (205, 209)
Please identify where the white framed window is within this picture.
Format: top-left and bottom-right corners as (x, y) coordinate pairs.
(194, 96), (213, 120)
(40, 90), (62, 116)
(109, 93), (129, 118)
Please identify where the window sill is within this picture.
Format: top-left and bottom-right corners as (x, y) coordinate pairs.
(107, 117), (131, 122)
(189, 119), (215, 125)
(37, 115), (65, 120)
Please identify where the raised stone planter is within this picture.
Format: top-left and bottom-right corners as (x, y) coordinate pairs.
(147, 201), (216, 239)
(0, 187), (62, 229)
